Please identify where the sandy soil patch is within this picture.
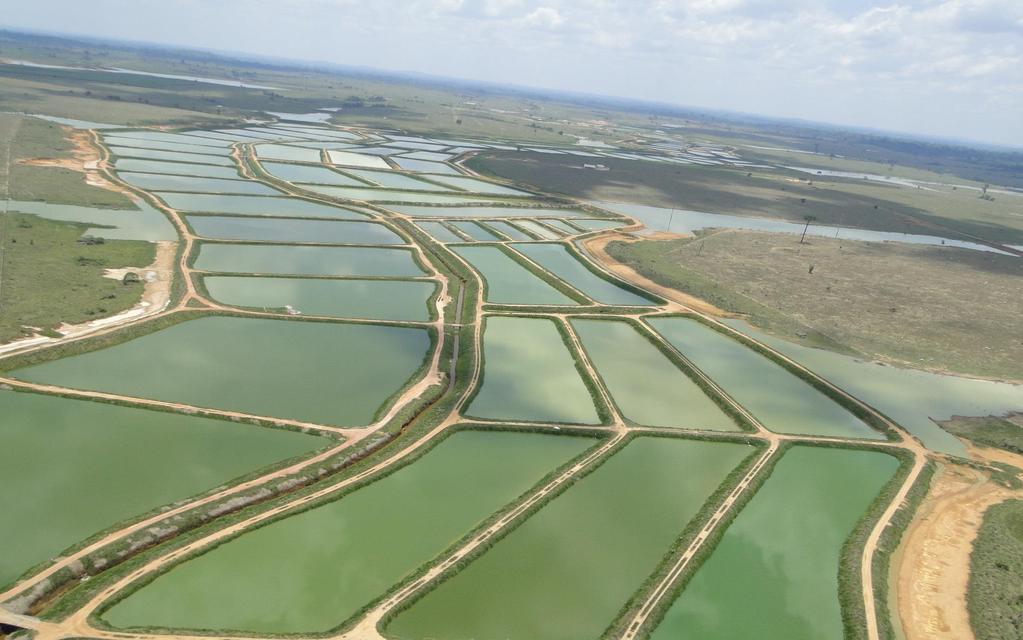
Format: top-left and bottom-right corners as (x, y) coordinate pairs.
(895, 463), (1015, 640)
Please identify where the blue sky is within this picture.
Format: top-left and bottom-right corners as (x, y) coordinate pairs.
(4, 0), (1022, 146)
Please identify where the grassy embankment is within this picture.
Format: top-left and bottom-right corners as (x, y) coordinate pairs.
(1, 115), (154, 343)
(968, 499), (1023, 640)
(606, 231), (1023, 380)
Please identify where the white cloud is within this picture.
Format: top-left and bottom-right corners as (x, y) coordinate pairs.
(523, 6), (564, 29)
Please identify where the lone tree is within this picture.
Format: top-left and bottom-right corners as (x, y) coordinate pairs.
(799, 215), (817, 244)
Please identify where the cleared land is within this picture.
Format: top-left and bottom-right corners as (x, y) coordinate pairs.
(609, 231), (1023, 380)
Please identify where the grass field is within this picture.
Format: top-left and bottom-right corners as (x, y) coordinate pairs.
(0, 213), (154, 343)
(937, 414), (1023, 454)
(967, 499), (1023, 640)
(467, 152), (1023, 245)
(607, 230), (1023, 380)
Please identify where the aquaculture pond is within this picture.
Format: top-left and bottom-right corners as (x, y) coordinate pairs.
(484, 220), (534, 240)
(649, 446), (899, 640)
(254, 144), (323, 163)
(453, 246), (576, 305)
(416, 221), (465, 243)
(341, 168), (453, 191)
(260, 162), (366, 186)
(13, 317), (431, 426)
(117, 173), (279, 196)
(103, 136), (233, 156)
(389, 205), (585, 218)
(572, 218), (629, 231)
(299, 186), (501, 205)
(203, 277), (434, 321)
(107, 146), (237, 167)
(111, 131), (233, 149)
(155, 193), (363, 219)
(390, 157), (464, 175)
(514, 243), (654, 306)
(725, 320), (1023, 456)
(7, 200), (176, 242)
(327, 150), (392, 169)
(101, 430), (594, 633)
(427, 175), (529, 196)
(514, 220), (561, 239)
(572, 320), (737, 430)
(0, 391), (327, 587)
(112, 158), (242, 180)
(647, 318), (880, 440)
(466, 316), (599, 424)
(194, 244), (424, 277)
(386, 437), (753, 640)
(450, 221), (502, 241)
(186, 216), (403, 244)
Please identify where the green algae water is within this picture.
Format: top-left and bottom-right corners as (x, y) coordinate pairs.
(648, 317), (880, 439)
(0, 391), (326, 587)
(203, 277), (434, 321)
(649, 446), (899, 640)
(186, 216), (403, 244)
(386, 437), (754, 640)
(452, 246), (577, 305)
(194, 244), (424, 277)
(572, 319), (737, 430)
(13, 317), (430, 426)
(116, 173), (279, 196)
(101, 430), (594, 633)
(466, 316), (599, 424)
(155, 193), (362, 219)
(514, 243), (654, 306)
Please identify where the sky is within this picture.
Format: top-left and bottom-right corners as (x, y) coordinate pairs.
(4, 0), (1023, 147)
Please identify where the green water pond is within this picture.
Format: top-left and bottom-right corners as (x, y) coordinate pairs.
(101, 430), (594, 633)
(649, 446), (899, 640)
(204, 277), (434, 321)
(13, 317), (431, 426)
(386, 436), (753, 640)
(0, 391), (326, 587)
(466, 316), (599, 424)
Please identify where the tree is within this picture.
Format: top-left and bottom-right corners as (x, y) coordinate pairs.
(799, 215), (817, 244)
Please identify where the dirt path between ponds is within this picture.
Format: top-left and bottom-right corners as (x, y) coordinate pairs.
(581, 233), (730, 316)
(895, 462), (1015, 640)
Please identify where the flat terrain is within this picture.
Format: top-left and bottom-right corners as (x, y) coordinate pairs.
(608, 230), (1023, 380)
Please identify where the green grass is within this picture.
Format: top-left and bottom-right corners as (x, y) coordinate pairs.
(968, 499), (1023, 640)
(0, 212), (154, 343)
(938, 415), (1023, 455)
